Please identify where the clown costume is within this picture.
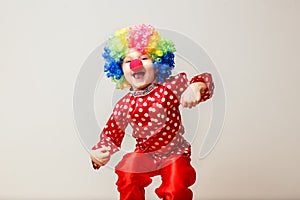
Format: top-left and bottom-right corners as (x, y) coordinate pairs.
(90, 24), (214, 200)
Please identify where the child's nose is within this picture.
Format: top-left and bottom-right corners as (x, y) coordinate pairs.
(130, 59), (143, 71)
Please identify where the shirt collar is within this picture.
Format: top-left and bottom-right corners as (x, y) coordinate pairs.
(129, 83), (157, 97)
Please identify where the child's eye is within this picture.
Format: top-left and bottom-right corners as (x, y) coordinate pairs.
(141, 57), (148, 60)
(125, 60), (131, 63)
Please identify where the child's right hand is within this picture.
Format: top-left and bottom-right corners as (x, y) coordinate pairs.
(90, 146), (111, 168)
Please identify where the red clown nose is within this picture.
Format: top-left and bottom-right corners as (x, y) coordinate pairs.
(130, 59), (143, 71)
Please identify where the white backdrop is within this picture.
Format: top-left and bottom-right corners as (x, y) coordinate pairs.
(0, 0), (299, 199)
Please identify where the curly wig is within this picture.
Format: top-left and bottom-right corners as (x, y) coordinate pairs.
(102, 24), (176, 89)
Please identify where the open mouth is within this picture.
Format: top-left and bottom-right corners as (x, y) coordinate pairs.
(132, 72), (145, 79)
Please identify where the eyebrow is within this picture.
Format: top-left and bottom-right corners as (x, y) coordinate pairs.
(124, 54), (148, 59)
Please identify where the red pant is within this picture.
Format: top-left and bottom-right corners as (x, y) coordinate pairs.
(115, 152), (196, 200)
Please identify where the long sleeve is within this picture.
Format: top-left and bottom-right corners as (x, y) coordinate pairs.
(92, 114), (126, 154)
(91, 96), (129, 169)
(163, 72), (214, 102)
(190, 72), (214, 102)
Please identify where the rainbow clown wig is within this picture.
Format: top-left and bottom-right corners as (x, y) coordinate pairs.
(102, 24), (176, 89)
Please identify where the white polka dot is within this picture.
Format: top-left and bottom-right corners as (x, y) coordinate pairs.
(131, 100), (135, 104)
(166, 126), (170, 130)
(161, 98), (165, 102)
(149, 107), (156, 112)
(144, 113), (149, 117)
(160, 88), (163, 93)
(174, 123), (178, 127)
(167, 85), (171, 89)
(148, 122), (152, 126)
(162, 132), (167, 136)
(124, 105), (128, 109)
(164, 91), (168, 95)
(155, 142), (160, 146)
(138, 122), (142, 127)
(167, 102), (170, 106)
(138, 98), (143, 102)
(179, 88), (184, 92)
(143, 102), (147, 106)
(111, 123), (114, 127)
(170, 95), (174, 99)
(116, 104), (119, 108)
(139, 108), (143, 112)
(151, 118), (158, 122)
(129, 107), (133, 112)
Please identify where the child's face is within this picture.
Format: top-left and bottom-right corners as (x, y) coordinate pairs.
(122, 49), (155, 90)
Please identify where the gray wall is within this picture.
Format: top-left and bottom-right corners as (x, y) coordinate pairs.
(0, 0), (299, 199)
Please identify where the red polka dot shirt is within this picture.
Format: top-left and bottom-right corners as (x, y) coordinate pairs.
(92, 72), (214, 168)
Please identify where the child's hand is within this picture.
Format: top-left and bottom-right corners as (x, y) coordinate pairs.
(90, 146), (111, 168)
(180, 82), (206, 108)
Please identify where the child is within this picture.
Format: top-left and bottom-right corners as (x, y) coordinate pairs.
(90, 24), (214, 200)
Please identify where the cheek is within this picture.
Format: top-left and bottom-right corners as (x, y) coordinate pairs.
(148, 68), (156, 80)
(143, 60), (153, 67)
(122, 64), (130, 77)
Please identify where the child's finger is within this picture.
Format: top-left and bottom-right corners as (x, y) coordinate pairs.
(90, 154), (104, 166)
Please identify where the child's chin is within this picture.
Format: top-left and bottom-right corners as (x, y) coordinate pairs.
(134, 83), (149, 90)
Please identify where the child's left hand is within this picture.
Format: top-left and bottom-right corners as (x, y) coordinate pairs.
(180, 82), (206, 108)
